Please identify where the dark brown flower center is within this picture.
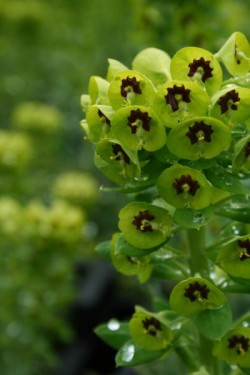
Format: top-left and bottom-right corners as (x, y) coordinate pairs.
(132, 210), (156, 232)
(238, 238), (250, 261)
(111, 144), (131, 165)
(173, 175), (200, 196)
(188, 57), (213, 83)
(120, 76), (142, 99)
(165, 84), (191, 112)
(142, 317), (162, 336)
(98, 109), (111, 126)
(186, 121), (214, 145)
(228, 334), (249, 355)
(184, 281), (210, 302)
(217, 89), (240, 114)
(127, 109), (151, 134)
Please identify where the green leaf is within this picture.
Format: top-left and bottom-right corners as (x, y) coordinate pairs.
(115, 339), (166, 367)
(194, 303), (232, 340)
(174, 206), (213, 229)
(94, 320), (130, 350)
(214, 194), (250, 223)
(205, 165), (249, 194)
(95, 241), (111, 260)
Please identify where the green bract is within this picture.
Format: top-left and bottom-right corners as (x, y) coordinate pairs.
(167, 116), (231, 160)
(213, 327), (250, 368)
(210, 86), (250, 126)
(118, 202), (173, 250)
(132, 47), (171, 86)
(232, 135), (250, 172)
(94, 140), (140, 185)
(110, 233), (152, 283)
(129, 308), (173, 351)
(216, 236), (250, 279)
(108, 70), (156, 109)
(82, 105), (114, 143)
(215, 31), (250, 77)
(169, 277), (226, 315)
(157, 165), (212, 209)
(111, 105), (167, 151)
(170, 47), (222, 96)
(154, 80), (210, 127)
(88, 75), (110, 105)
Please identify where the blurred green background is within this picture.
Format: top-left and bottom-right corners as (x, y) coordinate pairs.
(0, 0), (249, 374)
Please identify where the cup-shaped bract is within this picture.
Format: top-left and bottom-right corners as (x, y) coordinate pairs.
(216, 236), (250, 279)
(106, 58), (128, 82)
(232, 135), (250, 172)
(108, 70), (156, 109)
(170, 47), (222, 96)
(118, 202), (173, 250)
(154, 80), (210, 127)
(94, 140), (140, 186)
(210, 87), (250, 127)
(132, 47), (171, 87)
(110, 233), (152, 283)
(111, 105), (167, 152)
(167, 116), (231, 160)
(169, 277), (226, 316)
(215, 32), (250, 77)
(88, 76), (110, 105)
(82, 105), (114, 143)
(157, 165), (212, 210)
(129, 309), (173, 351)
(213, 327), (250, 368)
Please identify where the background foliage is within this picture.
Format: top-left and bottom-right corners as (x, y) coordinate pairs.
(0, 0), (249, 374)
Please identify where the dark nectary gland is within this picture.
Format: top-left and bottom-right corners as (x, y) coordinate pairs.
(188, 57), (213, 83)
(142, 317), (162, 336)
(184, 281), (210, 302)
(173, 174), (200, 196)
(132, 210), (155, 232)
(238, 238), (250, 261)
(127, 109), (152, 134)
(165, 84), (191, 112)
(112, 144), (131, 165)
(186, 121), (213, 144)
(228, 335), (249, 354)
(120, 76), (142, 98)
(217, 89), (240, 114)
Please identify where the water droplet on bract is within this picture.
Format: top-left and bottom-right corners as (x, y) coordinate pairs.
(243, 321), (249, 327)
(192, 213), (205, 225)
(107, 319), (120, 331)
(134, 175), (148, 182)
(231, 225), (240, 235)
(121, 343), (135, 363)
(225, 180), (233, 187)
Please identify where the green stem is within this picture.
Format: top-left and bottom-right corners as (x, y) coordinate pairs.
(186, 226), (209, 276)
(186, 227), (221, 374)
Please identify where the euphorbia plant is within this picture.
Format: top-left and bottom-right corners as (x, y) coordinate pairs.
(80, 32), (250, 374)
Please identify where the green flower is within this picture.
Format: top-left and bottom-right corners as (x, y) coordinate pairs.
(232, 135), (250, 172)
(129, 308), (173, 351)
(88, 75), (110, 105)
(111, 105), (167, 151)
(82, 104), (114, 143)
(94, 140), (140, 186)
(157, 165), (212, 210)
(216, 236), (250, 279)
(210, 86), (250, 126)
(213, 327), (250, 368)
(118, 202), (173, 250)
(215, 31), (250, 77)
(169, 277), (226, 315)
(167, 116), (231, 160)
(108, 70), (156, 109)
(110, 233), (152, 283)
(154, 80), (209, 127)
(170, 47), (222, 96)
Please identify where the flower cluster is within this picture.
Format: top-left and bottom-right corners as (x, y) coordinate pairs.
(81, 32), (250, 371)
